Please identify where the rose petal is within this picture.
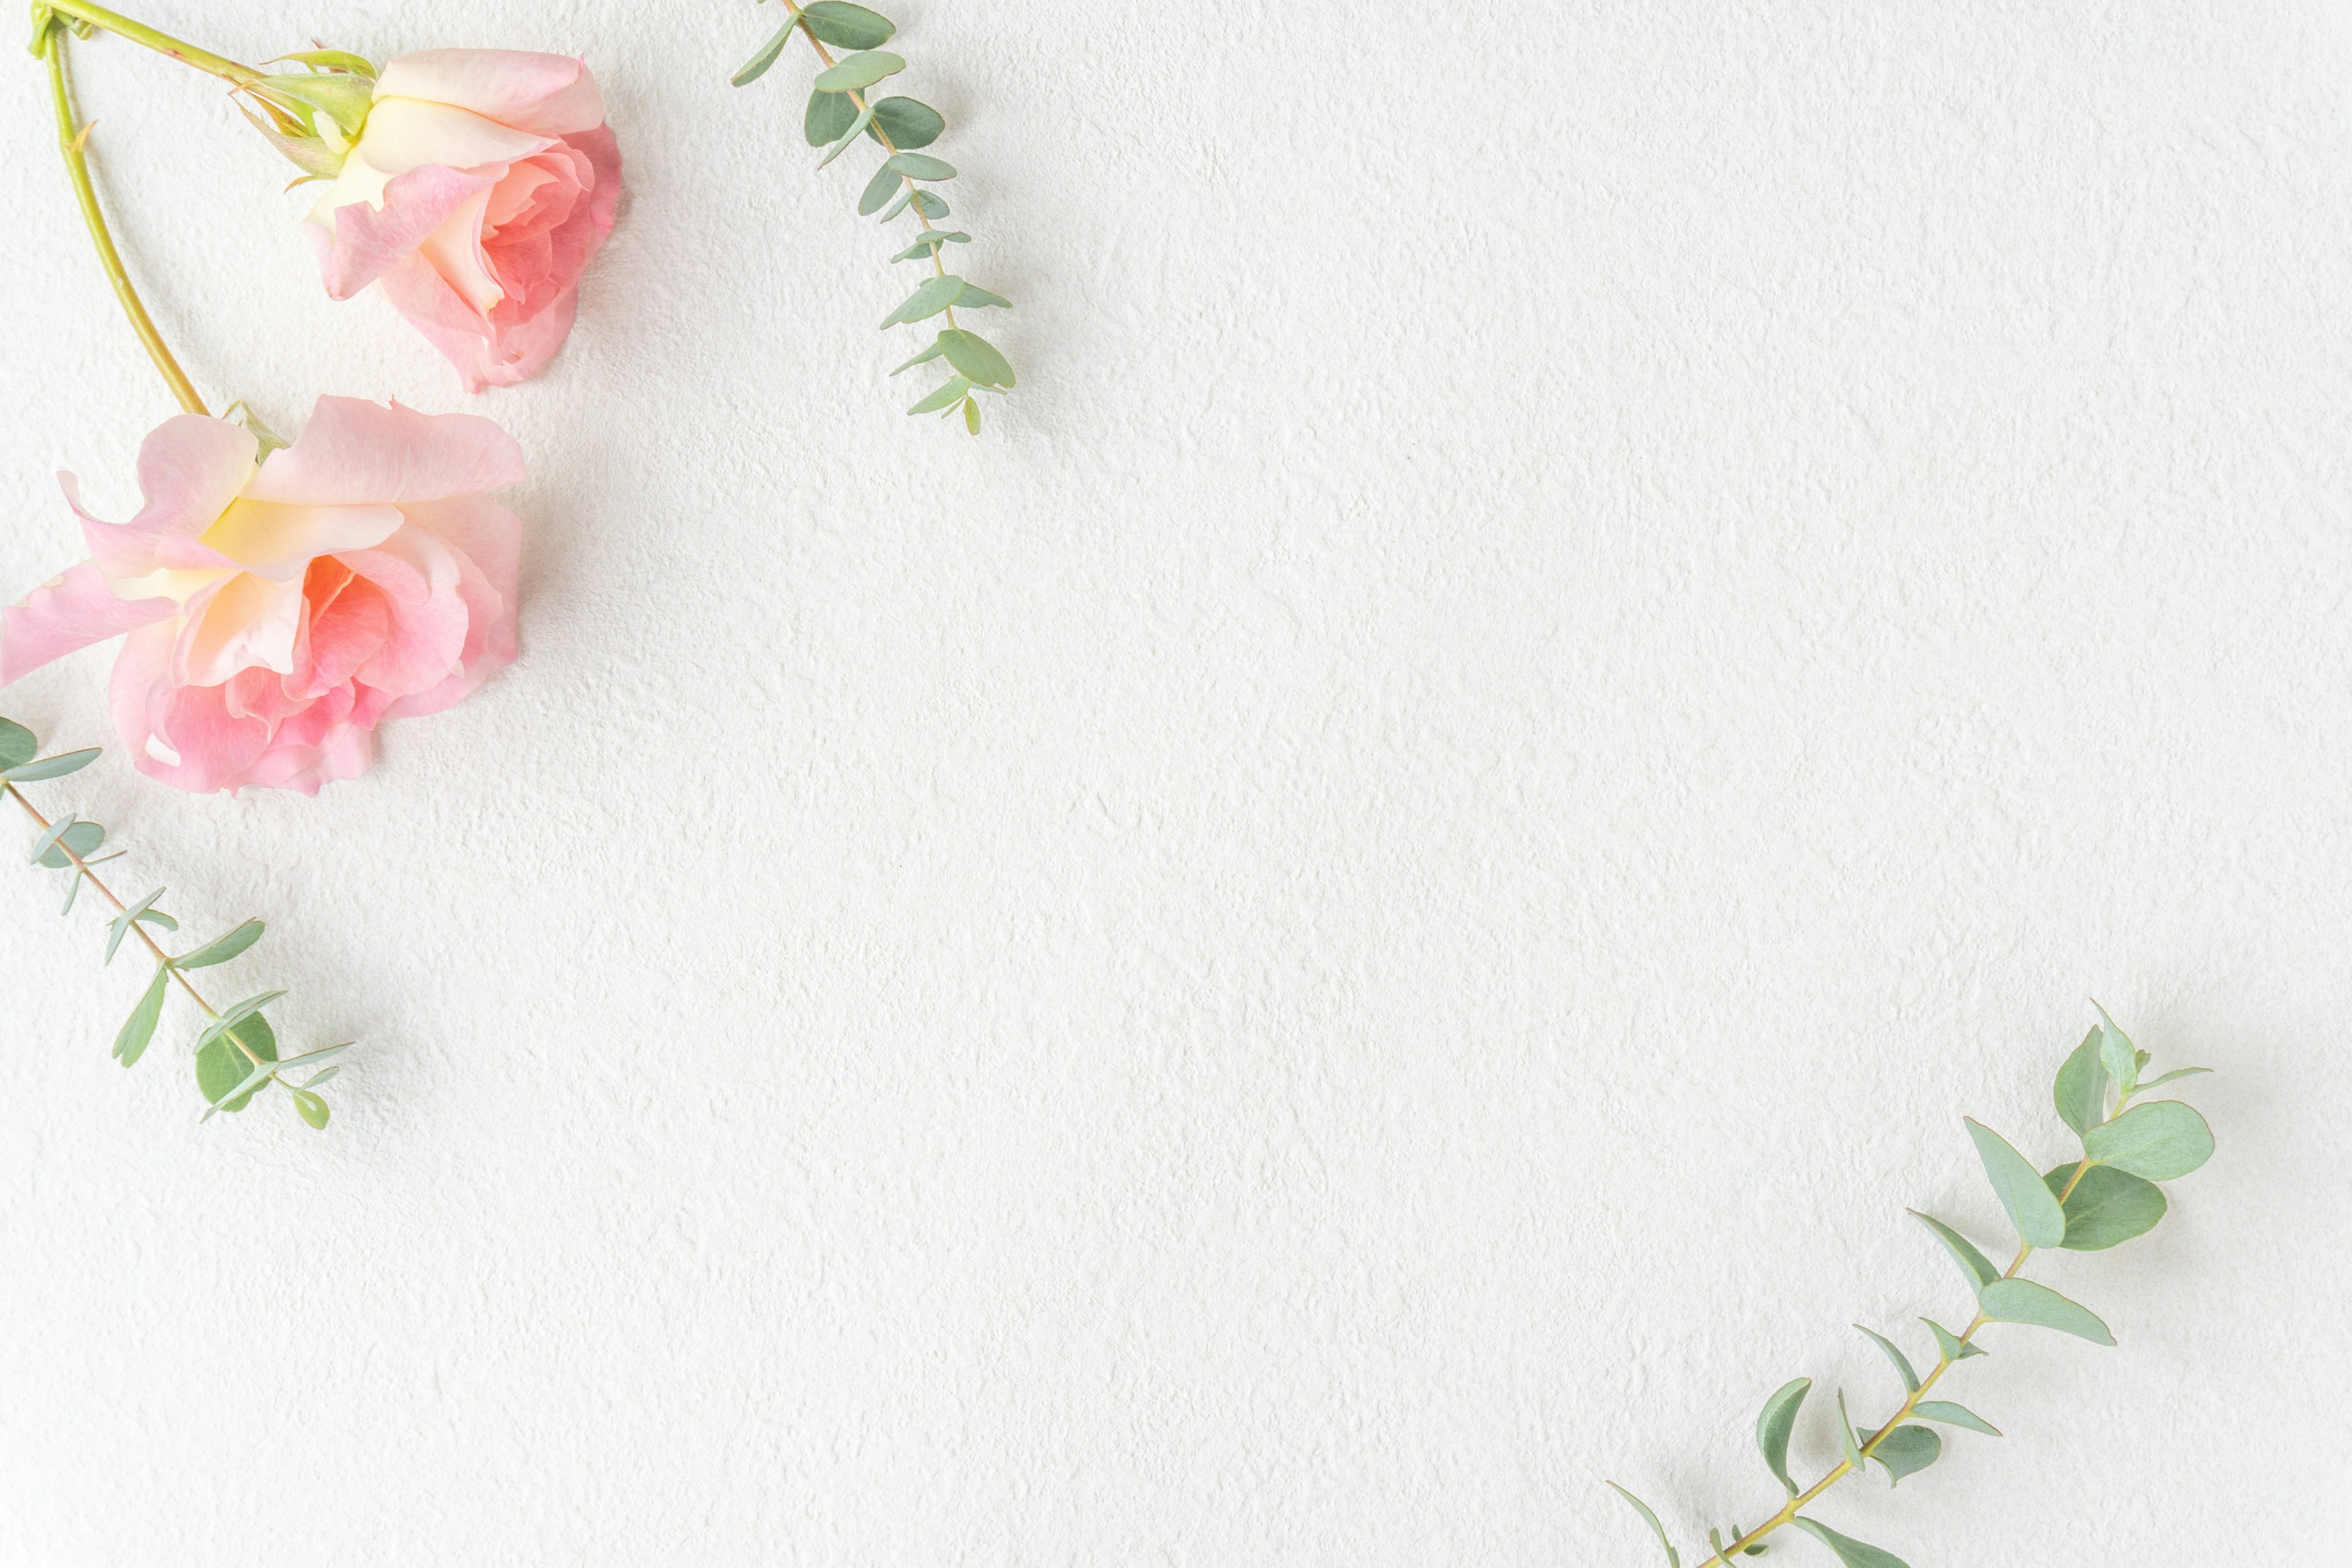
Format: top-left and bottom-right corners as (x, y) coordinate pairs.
(67, 416), (256, 578)
(377, 50), (606, 136)
(0, 560), (176, 685)
(244, 396), (526, 506)
(314, 162), (493, 300)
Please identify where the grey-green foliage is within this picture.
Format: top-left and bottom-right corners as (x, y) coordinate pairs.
(2, 712), (339, 1131)
(1610, 1009), (2217, 1568)
(731, 2), (1016, 434)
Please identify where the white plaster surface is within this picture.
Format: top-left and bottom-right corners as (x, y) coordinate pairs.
(1, 1), (2346, 1562)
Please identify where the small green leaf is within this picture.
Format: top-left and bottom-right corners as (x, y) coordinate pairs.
(1977, 1278), (2115, 1345)
(2082, 1099), (2214, 1181)
(891, 229), (970, 261)
(886, 151), (955, 180)
(2043, 1161), (2166, 1250)
(257, 73), (372, 138)
(890, 334), (948, 374)
(1920, 1318), (1986, 1363)
(937, 327), (1015, 388)
(962, 396), (980, 434)
(270, 1041), (351, 1075)
(816, 100), (877, 167)
(200, 1051), (277, 1123)
(1965, 1118), (2066, 1248)
(135, 908), (177, 932)
(1791, 1518), (1909, 1568)
(195, 1010), (279, 1116)
(2052, 1027), (2109, 1136)
(858, 160), (902, 216)
(263, 49), (377, 78)
(1911, 1400), (2000, 1437)
(36, 818), (104, 868)
(2139, 1066), (2212, 1090)
(301, 1065), (341, 1090)
(291, 1087), (330, 1129)
(1868, 1425), (1939, 1486)
(2, 747), (101, 782)
(954, 283), (1012, 309)
(909, 189), (948, 219)
(798, 1), (897, 50)
(176, 919), (265, 971)
(877, 183), (918, 221)
(1834, 1391), (1868, 1479)
(2093, 1003), (2138, 1095)
(908, 375), (971, 415)
(805, 85), (859, 145)
(114, 964), (170, 1066)
(880, 274), (966, 327)
(1852, 1326), (1918, 1393)
(812, 50), (904, 92)
(0, 717), (37, 769)
(1604, 1482), (1681, 1568)
(194, 990), (285, 1051)
(1908, 1211), (1997, 1291)
(1755, 1377), (1809, 1495)
(868, 94), (943, 148)
(105, 888), (168, 965)
(732, 20), (799, 87)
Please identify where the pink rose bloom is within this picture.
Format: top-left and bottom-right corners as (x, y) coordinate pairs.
(0, 398), (524, 795)
(307, 50), (621, 393)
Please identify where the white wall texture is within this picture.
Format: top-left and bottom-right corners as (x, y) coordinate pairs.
(0, 1), (2345, 1562)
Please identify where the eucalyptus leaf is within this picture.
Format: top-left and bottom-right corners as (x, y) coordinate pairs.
(1965, 1118), (2065, 1248)
(812, 50), (904, 93)
(1977, 1278), (2115, 1345)
(291, 1087), (330, 1129)
(2043, 1161), (2166, 1250)
(2, 747), (100, 782)
(1911, 1400), (2000, 1437)
(194, 990), (285, 1050)
(954, 283), (1012, 309)
(1920, 1319), (1986, 1362)
(799, 1), (897, 50)
(301, 1065), (341, 1090)
(2094, 1004), (2138, 1095)
(805, 85), (859, 145)
(909, 190), (948, 219)
(1852, 1325), (1918, 1393)
(176, 919), (265, 971)
(890, 334), (948, 374)
(880, 274), (966, 327)
(908, 375), (971, 415)
(1604, 1482), (1681, 1568)
(732, 21), (799, 87)
(1907, 1210), (1997, 1291)
(859, 161), (902, 216)
(891, 229), (969, 261)
(2082, 1099), (2214, 1181)
(272, 1042), (352, 1075)
(963, 396), (980, 434)
(1792, 1517), (1910, 1568)
(1868, 1425), (1940, 1486)
(1755, 1376), (1809, 1495)
(0, 717), (36, 769)
(1835, 1390), (1867, 1480)
(868, 95), (943, 148)
(878, 183), (918, 221)
(136, 909), (178, 932)
(105, 888), (168, 965)
(2052, 1027), (2108, 1136)
(2139, 1066), (2212, 1090)
(195, 1010), (278, 1117)
(36, 818), (104, 869)
(886, 151), (955, 180)
(937, 328), (1014, 388)
(113, 964), (170, 1067)
(816, 101), (877, 167)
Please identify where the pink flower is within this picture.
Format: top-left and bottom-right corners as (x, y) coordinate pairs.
(307, 50), (620, 393)
(0, 398), (524, 795)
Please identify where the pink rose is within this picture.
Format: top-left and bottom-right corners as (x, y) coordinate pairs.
(0, 398), (523, 795)
(307, 50), (621, 393)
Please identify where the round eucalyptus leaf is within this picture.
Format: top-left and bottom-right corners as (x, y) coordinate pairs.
(812, 50), (903, 93)
(2082, 1099), (2214, 1180)
(869, 95), (943, 149)
(805, 86), (858, 146)
(799, 1), (896, 50)
(2043, 1161), (2166, 1250)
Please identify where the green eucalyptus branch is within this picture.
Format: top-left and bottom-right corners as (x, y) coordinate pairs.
(1, 716), (345, 1129)
(1609, 1009), (2216, 1568)
(731, 1), (1017, 434)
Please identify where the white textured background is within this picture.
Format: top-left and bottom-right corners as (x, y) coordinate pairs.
(0, 1), (2345, 1562)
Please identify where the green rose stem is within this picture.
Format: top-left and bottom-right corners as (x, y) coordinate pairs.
(2, 780), (279, 1084)
(1689, 1082), (2155, 1567)
(36, 17), (208, 413)
(771, 0), (962, 329)
(33, 1), (260, 89)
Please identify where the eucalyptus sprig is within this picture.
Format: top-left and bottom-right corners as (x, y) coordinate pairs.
(1608, 1010), (2215, 1567)
(1, 715), (345, 1129)
(731, 1), (1016, 434)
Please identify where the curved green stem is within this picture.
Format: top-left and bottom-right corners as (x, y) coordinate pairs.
(40, 21), (206, 414)
(37, 0), (260, 86)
